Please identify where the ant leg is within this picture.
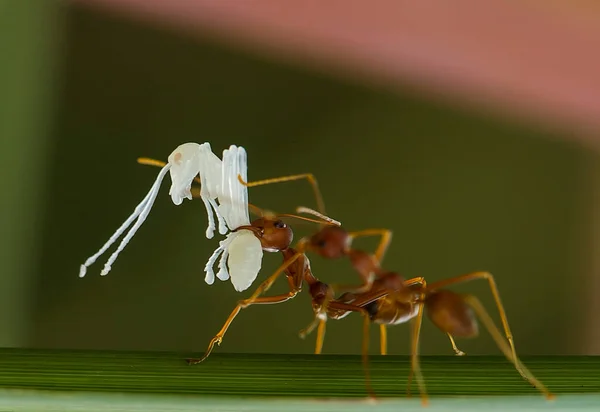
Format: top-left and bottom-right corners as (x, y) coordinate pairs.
(328, 274), (376, 297)
(328, 301), (375, 398)
(238, 173), (326, 214)
(403, 276), (426, 289)
(409, 301), (428, 406)
(348, 229), (393, 263)
(188, 289), (299, 364)
(426, 271), (522, 379)
(447, 333), (466, 356)
(379, 325), (388, 355)
(315, 319), (326, 354)
(463, 295), (554, 400)
(244, 252), (303, 304)
(404, 277), (466, 357)
(299, 315), (322, 339)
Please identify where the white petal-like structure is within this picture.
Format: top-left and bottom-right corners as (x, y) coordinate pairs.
(218, 145), (250, 230)
(204, 145), (263, 292)
(225, 231), (263, 292)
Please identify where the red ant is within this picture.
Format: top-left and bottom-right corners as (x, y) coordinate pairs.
(301, 268), (555, 404)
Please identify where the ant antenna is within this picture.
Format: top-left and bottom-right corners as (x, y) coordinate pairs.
(248, 203), (264, 217)
(295, 206), (341, 226)
(278, 212), (341, 227)
(137, 157), (166, 168)
(138, 157), (203, 185)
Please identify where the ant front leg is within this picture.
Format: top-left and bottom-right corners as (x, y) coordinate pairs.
(188, 275), (299, 364)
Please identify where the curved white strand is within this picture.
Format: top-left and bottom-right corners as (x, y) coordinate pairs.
(200, 195), (216, 239)
(204, 245), (224, 285)
(79, 164), (170, 278)
(216, 245), (230, 281)
(99, 164), (170, 276)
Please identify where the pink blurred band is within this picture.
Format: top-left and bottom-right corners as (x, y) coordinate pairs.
(73, 0), (600, 147)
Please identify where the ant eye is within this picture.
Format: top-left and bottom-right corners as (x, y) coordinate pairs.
(317, 239), (327, 248)
(274, 220), (286, 229)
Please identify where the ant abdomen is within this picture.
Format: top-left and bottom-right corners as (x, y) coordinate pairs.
(425, 290), (479, 338)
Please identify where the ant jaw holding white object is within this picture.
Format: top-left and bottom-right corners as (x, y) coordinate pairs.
(79, 142), (250, 284)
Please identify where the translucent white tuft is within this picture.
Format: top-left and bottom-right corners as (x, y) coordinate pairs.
(79, 164), (171, 277)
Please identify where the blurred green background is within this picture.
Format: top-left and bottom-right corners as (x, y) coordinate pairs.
(2, 2), (595, 356)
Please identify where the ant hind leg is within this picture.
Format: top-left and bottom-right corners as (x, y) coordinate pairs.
(463, 294), (554, 400)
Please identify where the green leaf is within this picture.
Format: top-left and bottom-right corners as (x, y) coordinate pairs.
(0, 349), (599, 411)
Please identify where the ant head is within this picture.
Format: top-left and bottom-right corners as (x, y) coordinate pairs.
(246, 216), (293, 252)
(307, 226), (349, 259)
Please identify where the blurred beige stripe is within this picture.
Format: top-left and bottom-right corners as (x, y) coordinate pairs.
(74, 0), (600, 147)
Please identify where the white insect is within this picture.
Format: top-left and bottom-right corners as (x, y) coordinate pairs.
(79, 142), (263, 292)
